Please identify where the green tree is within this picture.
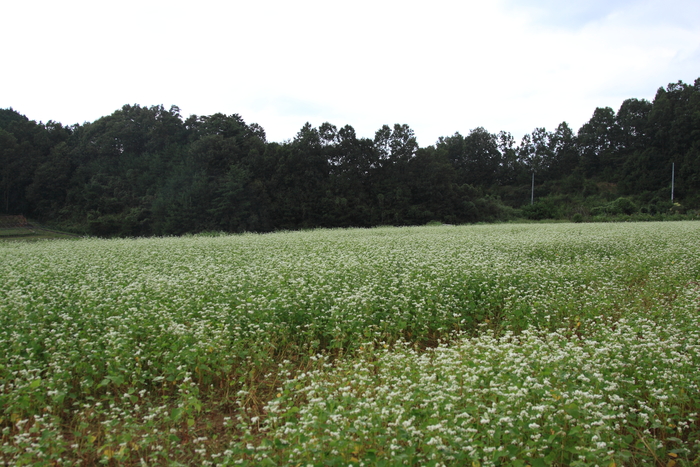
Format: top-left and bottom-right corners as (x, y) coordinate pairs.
(25, 142), (73, 219)
(439, 128), (501, 188)
(270, 123), (330, 228)
(577, 107), (621, 180)
(0, 129), (18, 213)
(208, 164), (252, 232)
(548, 122), (579, 179)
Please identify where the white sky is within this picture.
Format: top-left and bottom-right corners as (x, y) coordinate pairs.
(2, 0), (699, 146)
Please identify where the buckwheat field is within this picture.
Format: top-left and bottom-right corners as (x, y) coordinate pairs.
(1, 222), (699, 466)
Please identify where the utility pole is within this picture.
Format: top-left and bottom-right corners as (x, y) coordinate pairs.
(531, 172), (535, 205)
(671, 162), (675, 201)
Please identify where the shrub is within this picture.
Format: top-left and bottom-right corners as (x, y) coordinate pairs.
(521, 201), (556, 220)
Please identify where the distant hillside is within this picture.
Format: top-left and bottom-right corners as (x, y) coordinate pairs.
(1, 78), (699, 236)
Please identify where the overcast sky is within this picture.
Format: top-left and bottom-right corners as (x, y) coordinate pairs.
(2, 0), (698, 146)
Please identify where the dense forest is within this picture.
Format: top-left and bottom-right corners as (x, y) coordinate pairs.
(1, 78), (699, 237)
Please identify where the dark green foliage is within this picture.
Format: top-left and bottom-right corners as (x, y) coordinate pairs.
(2, 77), (700, 235)
(591, 197), (638, 216)
(522, 201), (557, 220)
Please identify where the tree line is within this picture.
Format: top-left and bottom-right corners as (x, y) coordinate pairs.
(1, 78), (699, 236)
